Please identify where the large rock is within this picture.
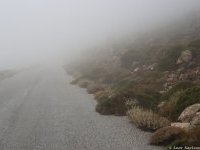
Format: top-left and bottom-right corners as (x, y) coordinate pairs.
(176, 50), (192, 64)
(190, 112), (200, 125)
(171, 122), (190, 131)
(178, 103), (200, 123)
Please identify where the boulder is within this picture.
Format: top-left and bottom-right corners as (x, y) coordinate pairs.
(176, 50), (192, 64)
(178, 103), (200, 122)
(171, 122), (190, 131)
(191, 112), (200, 125)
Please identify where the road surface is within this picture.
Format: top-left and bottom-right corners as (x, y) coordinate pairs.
(0, 67), (163, 150)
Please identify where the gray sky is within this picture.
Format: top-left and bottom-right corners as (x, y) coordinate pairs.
(1, 0), (200, 69)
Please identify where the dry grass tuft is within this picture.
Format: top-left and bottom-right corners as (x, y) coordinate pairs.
(127, 107), (170, 131)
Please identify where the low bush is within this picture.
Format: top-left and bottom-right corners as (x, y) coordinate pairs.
(169, 126), (200, 147)
(158, 46), (183, 71)
(127, 107), (170, 131)
(86, 83), (104, 94)
(125, 71), (164, 110)
(95, 93), (127, 116)
(174, 86), (200, 117)
(120, 49), (148, 68)
(135, 90), (162, 110)
(94, 90), (108, 101)
(159, 91), (184, 120)
(161, 81), (195, 101)
(133, 71), (165, 92)
(150, 126), (186, 145)
(100, 69), (131, 84)
(160, 86), (200, 121)
(111, 79), (135, 93)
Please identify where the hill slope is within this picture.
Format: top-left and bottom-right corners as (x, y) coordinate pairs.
(67, 12), (200, 147)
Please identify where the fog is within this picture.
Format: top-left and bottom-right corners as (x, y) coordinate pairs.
(1, 0), (200, 70)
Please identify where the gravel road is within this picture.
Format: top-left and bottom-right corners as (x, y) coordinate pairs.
(0, 66), (163, 150)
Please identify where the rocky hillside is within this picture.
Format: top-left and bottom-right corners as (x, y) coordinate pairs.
(67, 12), (200, 147)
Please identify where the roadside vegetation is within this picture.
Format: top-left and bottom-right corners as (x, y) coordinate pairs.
(67, 14), (200, 148)
(127, 107), (170, 131)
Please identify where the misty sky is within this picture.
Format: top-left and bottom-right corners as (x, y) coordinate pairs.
(1, 0), (200, 69)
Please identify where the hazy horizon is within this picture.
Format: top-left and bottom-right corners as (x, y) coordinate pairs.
(1, 0), (200, 70)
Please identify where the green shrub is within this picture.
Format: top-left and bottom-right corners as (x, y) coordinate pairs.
(86, 83), (103, 94)
(99, 69), (131, 84)
(120, 49), (148, 68)
(158, 46), (183, 71)
(133, 71), (165, 92)
(95, 93), (127, 116)
(127, 107), (170, 131)
(173, 86), (200, 119)
(112, 78), (162, 110)
(94, 90), (110, 102)
(111, 79), (135, 93)
(162, 81), (195, 101)
(161, 86), (200, 120)
(135, 90), (162, 110)
(159, 91), (184, 120)
(189, 39), (200, 49)
(120, 72), (164, 110)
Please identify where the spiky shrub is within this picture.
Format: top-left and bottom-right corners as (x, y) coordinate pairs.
(127, 107), (170, 131)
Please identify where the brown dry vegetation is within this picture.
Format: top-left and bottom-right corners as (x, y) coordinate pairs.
(95, 92), (128, 116)
(150, 126), (186, 145)
(150, 126), (200, 147)
(127, 107), (170, 131)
